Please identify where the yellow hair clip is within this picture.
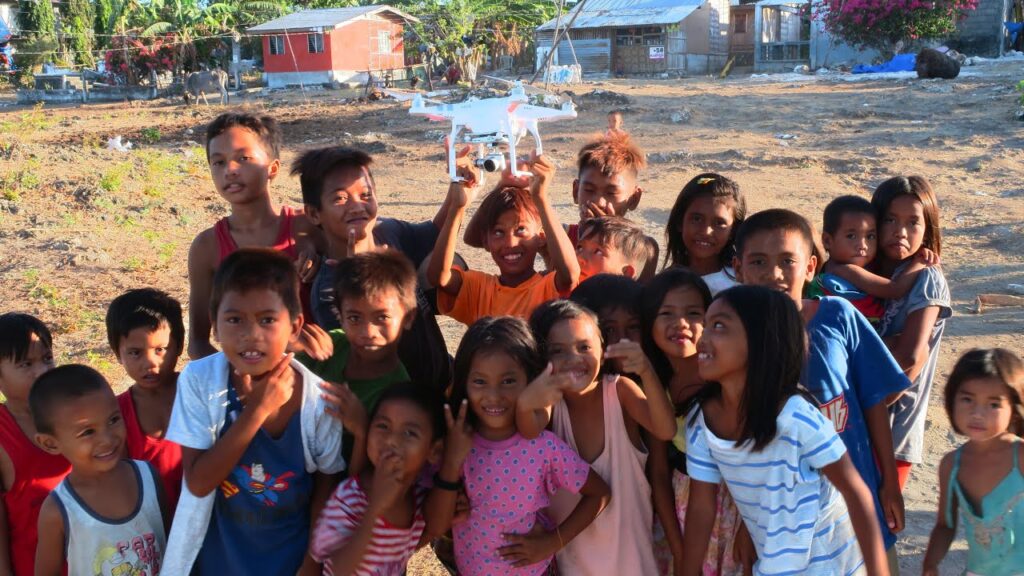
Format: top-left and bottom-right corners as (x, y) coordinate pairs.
(697, 177), (716, 185)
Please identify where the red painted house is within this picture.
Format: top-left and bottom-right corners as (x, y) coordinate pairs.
(247, 5), (417, 88)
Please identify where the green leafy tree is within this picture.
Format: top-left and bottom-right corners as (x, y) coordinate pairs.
(18, 0), (56, 36)
(65, 0), (96, 66)
(94, 0), (115, 47)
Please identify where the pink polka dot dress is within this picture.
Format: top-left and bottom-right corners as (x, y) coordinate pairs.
(454, 431), (591, 575)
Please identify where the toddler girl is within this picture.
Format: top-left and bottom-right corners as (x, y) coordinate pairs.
(518, 299), (676, 574)
(923, 348), (1024, 576)
(443, 317), (609, 575)
(681, 285), (887, 575)
(663, 173), (746, 295)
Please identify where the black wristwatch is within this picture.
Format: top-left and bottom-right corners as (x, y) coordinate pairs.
(433, 473), (464, 491)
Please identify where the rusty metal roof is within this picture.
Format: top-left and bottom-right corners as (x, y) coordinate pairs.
(536, 0), (704, 31)
(247, 5), (418, 34)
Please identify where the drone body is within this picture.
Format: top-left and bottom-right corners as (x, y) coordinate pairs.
(409, 81), (577, 182)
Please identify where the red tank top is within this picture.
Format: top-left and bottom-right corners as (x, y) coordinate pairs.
(214, 205), (299, 264)
(0, 406), (70, 576)
(117, 390), (183, 513)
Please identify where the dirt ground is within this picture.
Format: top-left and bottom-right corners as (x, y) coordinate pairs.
(2, 57), (1023, 575)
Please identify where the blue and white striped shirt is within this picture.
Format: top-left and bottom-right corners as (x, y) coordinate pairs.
(687, 395), (865, 576)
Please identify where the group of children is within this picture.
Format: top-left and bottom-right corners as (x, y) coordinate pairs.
(0, 108), (1021, 576)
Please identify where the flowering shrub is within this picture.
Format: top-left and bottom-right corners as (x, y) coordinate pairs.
(812, 0), (979, 53)
(104, 34), (178, 84)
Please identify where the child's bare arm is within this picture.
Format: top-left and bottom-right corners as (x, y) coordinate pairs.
(34, 495), (65, 576)
(648, 439), (685, 571)
(515, 364), (573, 439)
(607, 342), (676, 441)
(680, 479), (719, 576)
(182, 356), (295, 496)
(863, 401), (904, 533)
(422, 401), (473, 544)
(498, 469), (610, 568)
(827, 260), (926, 300)
(822, 454), (888, 576)
(187, 230), (219, 359)
(426, 182), (470, 297)
(886, 306), (942, 382)
(922, 453), (956, 576)
(529, 155), (579, 292)
(330, 457), (407, 575)
(298, 472), (342, 576)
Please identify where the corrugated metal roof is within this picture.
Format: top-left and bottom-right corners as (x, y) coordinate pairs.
(537, 0), (704, 31)
(247, 5), (418, 34)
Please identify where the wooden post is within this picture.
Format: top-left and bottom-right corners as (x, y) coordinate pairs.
(530, 0), (591, 85)
(81, 71), (88, 102)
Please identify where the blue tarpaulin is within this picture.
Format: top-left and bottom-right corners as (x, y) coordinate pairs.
(853, 53), (917, 74)
(0, 14), (11, 44)
(1007, 22), (1023, 46)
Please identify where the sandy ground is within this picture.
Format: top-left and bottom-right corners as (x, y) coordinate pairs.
(2, 57), (1023, 574)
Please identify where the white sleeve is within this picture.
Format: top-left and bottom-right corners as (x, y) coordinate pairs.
(166, 361), (218, 450)
(685, 413), (722, 484)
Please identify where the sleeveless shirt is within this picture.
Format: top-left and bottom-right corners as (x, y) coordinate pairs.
(51, 460), (166, 576)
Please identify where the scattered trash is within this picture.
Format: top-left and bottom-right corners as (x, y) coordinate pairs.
(1008, 284), (1024, 295)
(106, 136), (133, 152)
(775, 133), (798, 140)
(670, 109), (692, 124)
(794, 65), (811, 74)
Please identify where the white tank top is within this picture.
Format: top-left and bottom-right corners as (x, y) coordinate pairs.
(52, 459), (167, 576)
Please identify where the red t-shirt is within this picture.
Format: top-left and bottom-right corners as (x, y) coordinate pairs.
(0, 406), (70, 576)
(117, 389), (183, 512)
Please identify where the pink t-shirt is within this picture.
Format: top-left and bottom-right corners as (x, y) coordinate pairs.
(311, 476), (427, 576)
(454, 431), (590, 576)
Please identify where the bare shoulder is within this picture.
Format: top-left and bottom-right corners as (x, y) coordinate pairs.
(37, 491), (63, 528)
(0, 442), (11, 492)
(189, 226), (217, 259)
(937, 450), (956, 481)
(615, 375), (645, 400)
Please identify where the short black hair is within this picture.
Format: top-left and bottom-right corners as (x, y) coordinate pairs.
(105, 289), (185, 356)
(0, 313), (52, 364)
(462, 187), (540, 249)
(529, 299), (601, 354)
(734, 208), (815, 259)
(290, 146), (375, 208)
(370, 381), (446, 441)
(451, 317), (544, 428)
(570, 273), (642, 317)
(30, 364), (111, 435)
(205, 112), (282, 160)
(210, 248), (301, 321)
(640, 268), (712, 385)
(577, 216), (655, 270)
(822, 195), (874, 236)
(333, 250), (417, 314)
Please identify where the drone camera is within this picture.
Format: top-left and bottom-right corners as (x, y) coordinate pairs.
(476, 153), (506, 173)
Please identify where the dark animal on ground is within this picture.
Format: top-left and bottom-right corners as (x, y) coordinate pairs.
(915, 48), (961, 80)
(184, 69), (229, 105)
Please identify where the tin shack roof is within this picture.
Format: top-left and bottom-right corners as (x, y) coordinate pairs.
(537, 0), (704, 31)
(247, 5), (418, 34)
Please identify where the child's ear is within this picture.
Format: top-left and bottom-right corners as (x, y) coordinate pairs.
(34, 433), (62, 456)
(267, 158), (281, 181)
(402, 308), (416, 331)
(820, 232), (833, 253)
(732, 255), (744, 283)
(428, 438), (444, 466)
(627, 187), (643, 211)
(622, 264), (636, 279)
(571, 179), (580, 205)
(305, 204), (322, 227)
(289, 313), (304, 343)
(805, 253), (818, 282)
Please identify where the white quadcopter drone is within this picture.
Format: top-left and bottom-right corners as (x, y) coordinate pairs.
(407, 81), (577, 182)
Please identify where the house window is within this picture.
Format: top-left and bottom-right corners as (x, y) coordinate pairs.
(308, 33), (324, 53)
(734, 13), (747, 34)
(269, 35), (286, 55)
(377, 30), (392, 53)
(616, 26), (663, 46)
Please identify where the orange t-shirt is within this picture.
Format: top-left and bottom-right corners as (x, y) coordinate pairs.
(438, 269), (566, 326)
